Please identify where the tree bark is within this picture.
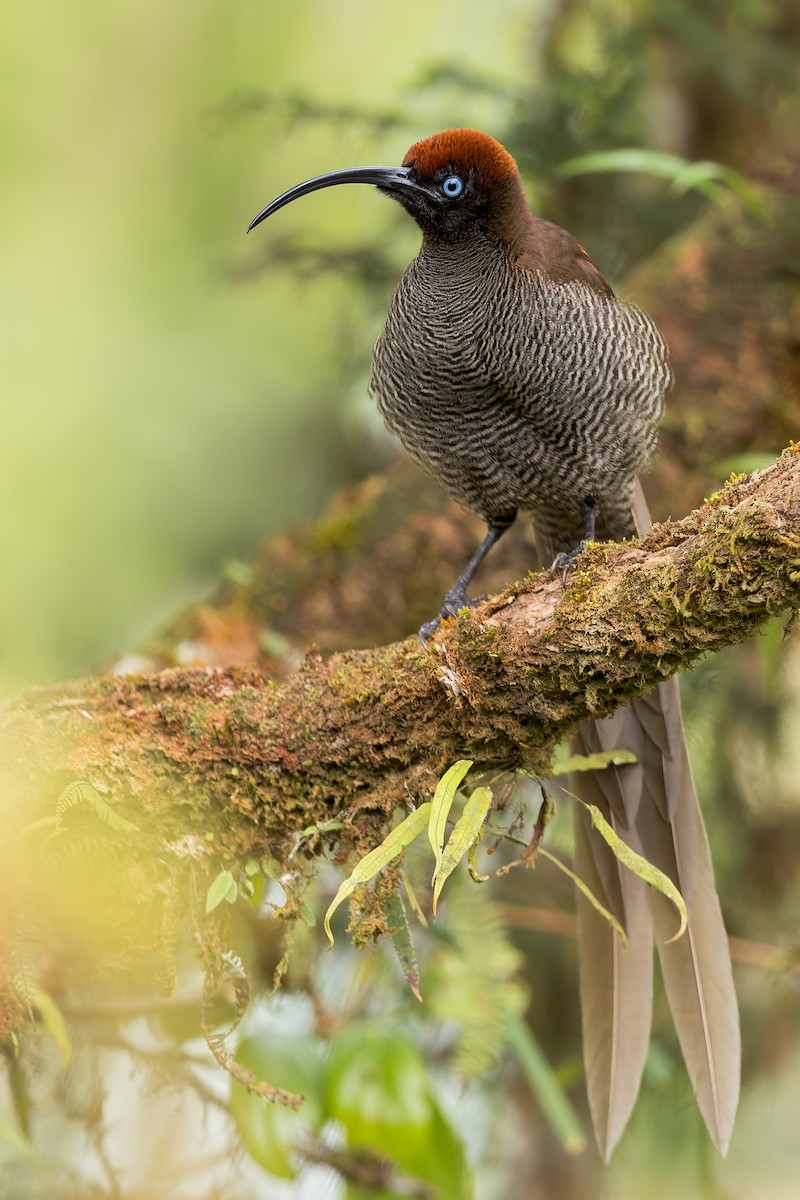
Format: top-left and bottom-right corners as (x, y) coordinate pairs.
(5, 450), (799, 859)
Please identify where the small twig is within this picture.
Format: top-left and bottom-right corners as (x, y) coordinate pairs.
(499, 904), (800, 976)
(297, 1140), (436, 1197)
(61, 993), (204, 1020)
(89, 1032), (230, 1114)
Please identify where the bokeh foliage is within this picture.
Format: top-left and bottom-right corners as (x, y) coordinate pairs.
(2, 0), (800, 1197)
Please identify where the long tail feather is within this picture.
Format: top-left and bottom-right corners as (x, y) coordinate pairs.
(537, 482), (740, 1157)
(571, 720), (654, 1161)
(631, 488), (740, 1150)
(635, 681), (741, 1153)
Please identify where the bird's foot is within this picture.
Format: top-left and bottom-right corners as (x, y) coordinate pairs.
(418, 587), (486, 648)
(551, 541), (589, 588)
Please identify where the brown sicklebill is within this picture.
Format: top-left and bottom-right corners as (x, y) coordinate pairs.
(248, 129), (740, 1160)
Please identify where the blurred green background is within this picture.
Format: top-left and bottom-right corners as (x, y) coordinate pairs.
(2, 1), (800, 1198)
(2, 0), (795, 688)
(0, 0), (533, 688)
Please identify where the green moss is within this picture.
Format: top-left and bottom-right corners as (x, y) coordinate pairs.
(308, 507), (366, 555)
(186, 707), (211, 743)
(452, 614), (505, 663)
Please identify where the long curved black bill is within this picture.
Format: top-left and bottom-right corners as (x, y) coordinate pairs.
(247, 166), (416, 232)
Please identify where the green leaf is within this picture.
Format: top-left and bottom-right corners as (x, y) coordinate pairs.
(503, 1012), (585, 1155)
(259, 628), (292, 659)
(30, 987), (71, 1068)
(427, 880), (526, 1081)
(323, 803), (431, 948)
(247, 873), (265, 907)
(0, 1121), (35, 1162)
(427, 760), (473, 881)
(326, 1025), (471, 1199)
(383, 889), (421, 1001)
(552, 749), (637, 776)
(401, 871), (429, 929)
(558, 147), (692, 181)
(716, 451), (776, 479)
(261, 856), (282, 880)
(538, 847), (625, 940)
(295, 819), (345, 849)
(580, 800), (688, 941)
(432, 786), (493, 915)
(230, 1032), (325, 1179)
(557, 148), (762, 214)
(206, 869), (236, 914)
(669, 160), (763, 212)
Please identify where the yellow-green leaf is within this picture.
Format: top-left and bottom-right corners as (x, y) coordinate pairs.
(247, 873), (265, 907)
(324, 803), (431, 948)
(432, 785), (493, 915)
(427, 759), (473, 882)
(401, 871), (429, 929)
(503, 1012), (586, 1155)
(383, 889), (421, 1001)
(30, 987), (72, 1068)
(581, 800), (688, 941)
(206, 868), (236, 914)
(261, 856), (282, 880)
(552, 749), (637, 776)
(538, 848), (625, 940)
(0, 1121), (34, 1162)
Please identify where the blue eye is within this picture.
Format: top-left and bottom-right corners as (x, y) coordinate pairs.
(441, 175), (463, 197)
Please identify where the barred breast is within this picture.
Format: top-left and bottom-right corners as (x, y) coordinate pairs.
(370, 230), (671, 543)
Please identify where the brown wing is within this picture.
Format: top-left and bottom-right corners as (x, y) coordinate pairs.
(520, 217), (615, 298)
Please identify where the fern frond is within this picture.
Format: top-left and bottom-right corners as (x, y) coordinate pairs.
(55, 782), (139, 835)
(430, 875), (528, 1079)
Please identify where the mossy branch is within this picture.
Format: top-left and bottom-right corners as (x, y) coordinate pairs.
(0, 447), (798, 1027)
(4, 449), (799, 864)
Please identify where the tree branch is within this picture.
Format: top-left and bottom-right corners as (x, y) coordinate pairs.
(4, 450), (799, 864)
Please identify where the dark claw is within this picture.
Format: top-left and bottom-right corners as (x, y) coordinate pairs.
(551, 540), (588, 588)
(418, 617), (442, 648)
(417, 588), (487, 648)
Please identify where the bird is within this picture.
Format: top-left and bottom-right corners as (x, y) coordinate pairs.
(248, 129), (740, 1159)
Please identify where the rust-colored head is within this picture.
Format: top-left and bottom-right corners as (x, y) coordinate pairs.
(247, 129), (531, 246)
(394, 129), (529, 240)
(402, 129), (518, 185)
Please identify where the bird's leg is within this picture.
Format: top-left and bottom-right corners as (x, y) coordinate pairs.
(419, 519), (513, 645)
(551, 499), (596, 587)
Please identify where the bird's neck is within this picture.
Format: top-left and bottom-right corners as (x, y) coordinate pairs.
(416, 175), (541, 272)
(417, 226), (510, 274)
(418, 195), (613, 299)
